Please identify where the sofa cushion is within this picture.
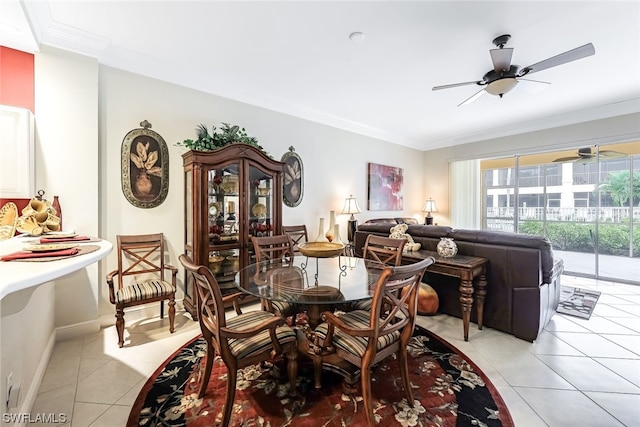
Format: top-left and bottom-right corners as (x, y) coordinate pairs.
(448, 229), (556, 283)
(363, 218), (400, 224)
(407, 224), (454, 237)
(395, 217), (419, 225)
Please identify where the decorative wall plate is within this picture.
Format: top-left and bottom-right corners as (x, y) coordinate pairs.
(121, 120), (169, 209)
(281, 146), (304, 207)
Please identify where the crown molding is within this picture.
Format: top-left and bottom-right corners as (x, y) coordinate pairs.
(23, 0), (109, 58)
(425, 98), (640, 151)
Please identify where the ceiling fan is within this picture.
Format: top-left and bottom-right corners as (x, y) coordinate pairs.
(432, 34), (595, 107)
(552, 147), (626, 163)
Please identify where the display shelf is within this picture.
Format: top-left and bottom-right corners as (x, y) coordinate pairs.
(182, 144), (284, 319)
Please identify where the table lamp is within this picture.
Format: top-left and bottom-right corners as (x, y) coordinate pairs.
(342, 194), (361, 244)
(423, 198), (437, 225)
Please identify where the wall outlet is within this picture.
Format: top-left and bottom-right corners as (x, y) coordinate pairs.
(7, 382), (20, 409)
(5, 372), (12, 411)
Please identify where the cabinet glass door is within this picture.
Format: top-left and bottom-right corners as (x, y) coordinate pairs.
(185, 171), (193, 247)
(206, 163), (240, 289)
(248, 164), (274, 239)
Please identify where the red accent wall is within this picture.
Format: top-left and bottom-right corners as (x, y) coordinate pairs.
(0, 198), (30, 212)
(0, 46), (35, 112)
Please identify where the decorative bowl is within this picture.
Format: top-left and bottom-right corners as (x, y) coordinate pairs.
(298, 241), (345, 258)
(208, 255), (225, 273)
(226, 255), (240, 270)
(298, 285), (345, 302)
(220, 175), (238, 194)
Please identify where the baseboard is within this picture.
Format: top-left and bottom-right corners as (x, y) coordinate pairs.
(55, 319), (101, 341)
(13, 332), (56, 427)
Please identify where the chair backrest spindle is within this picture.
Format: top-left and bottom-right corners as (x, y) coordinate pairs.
(362, 234), (406, 267)
(282, 225), (308, 253)
(251, 234), (295, 264)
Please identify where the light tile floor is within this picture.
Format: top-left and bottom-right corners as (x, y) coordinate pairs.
(32, 275), (640, 426)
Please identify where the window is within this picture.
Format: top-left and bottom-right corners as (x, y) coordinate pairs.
(479, 142), (639, 284)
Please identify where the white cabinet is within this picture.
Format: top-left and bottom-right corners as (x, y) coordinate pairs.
(0, 105), (34, 198)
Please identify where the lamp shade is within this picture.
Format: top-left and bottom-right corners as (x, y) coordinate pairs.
(423, 198), (438, 213)
(342, 195), (361, 215)
(485, 77), (518, 96)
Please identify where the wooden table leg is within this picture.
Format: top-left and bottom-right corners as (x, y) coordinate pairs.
(475, 271), (487, 330)
(305, 303), (322, 329)
(458, 272), (474, 341)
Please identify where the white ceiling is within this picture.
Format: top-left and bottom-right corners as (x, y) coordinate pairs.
(2, 1), (640, 151)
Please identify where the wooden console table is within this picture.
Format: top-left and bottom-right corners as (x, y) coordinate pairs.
(404, 250), (488, 341)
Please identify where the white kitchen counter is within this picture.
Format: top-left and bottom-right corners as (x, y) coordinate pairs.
(0, 235), (113, 300)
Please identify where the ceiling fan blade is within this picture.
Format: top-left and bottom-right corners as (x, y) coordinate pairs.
(519, 43), (595, 75)
(574, 157), (597, 164)
(458, 88), (485, 107)
(552, 156), (581, 163)
(490, 48), (513, 72)
(517, 78), (551, 85)
(432, 81), (481, 91)
(517, 78), (551, 94)
(599, 150), (627, 158)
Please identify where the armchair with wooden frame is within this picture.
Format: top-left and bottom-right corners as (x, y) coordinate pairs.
(313, 256), (435, 426)
(348, 234), (406, 311)
(251, 234), (298, 317)
(106, 233), (177, 348)
(179, 254), (297, 426)
(282, 224), (308, 253)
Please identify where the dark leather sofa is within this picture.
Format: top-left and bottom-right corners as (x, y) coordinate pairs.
(354, 219), (564, 342)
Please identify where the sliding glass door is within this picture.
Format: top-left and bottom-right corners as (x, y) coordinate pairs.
(480, 141), (639, 285)
(597, 156), (639, 282)
(546, 161), (597, 277)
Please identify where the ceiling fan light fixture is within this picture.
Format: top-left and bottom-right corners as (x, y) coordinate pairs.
(485, 77), (518, 97)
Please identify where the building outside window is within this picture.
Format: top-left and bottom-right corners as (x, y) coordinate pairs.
(481, 142), (640, 285)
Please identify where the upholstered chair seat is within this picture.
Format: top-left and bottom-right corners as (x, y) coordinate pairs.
(225, 311), (297, 358)
(115, 279), (175, 304)
(314, 310), (401, 357)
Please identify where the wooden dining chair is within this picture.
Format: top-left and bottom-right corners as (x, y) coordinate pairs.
(282, 224), (308, 253)
(106, 233), (177, 348)
(313, 256), (435, 426)
(251, 234), (297, 317)
(179, 254), (297, 427)
(363, 234), (406, 266)
(348, 234), (407, 311)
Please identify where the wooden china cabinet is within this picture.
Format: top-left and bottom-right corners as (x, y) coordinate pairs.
(182, 144), (284, 319)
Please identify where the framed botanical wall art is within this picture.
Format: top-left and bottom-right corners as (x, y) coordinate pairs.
(281, 146), (303, 207)
(121, 120), (169, 208)
(367, 162), (403, 211)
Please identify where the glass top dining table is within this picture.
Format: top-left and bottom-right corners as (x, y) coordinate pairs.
(236, 255), (384, 325)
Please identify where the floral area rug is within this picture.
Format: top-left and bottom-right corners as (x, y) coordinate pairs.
(127, 326), (513, 426)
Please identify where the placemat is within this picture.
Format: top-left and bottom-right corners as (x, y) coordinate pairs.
(4, 244), (101, 262)
(23, 236), (103, 244)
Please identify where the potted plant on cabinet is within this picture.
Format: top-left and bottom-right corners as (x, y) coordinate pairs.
(176, 122), (267, 154)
